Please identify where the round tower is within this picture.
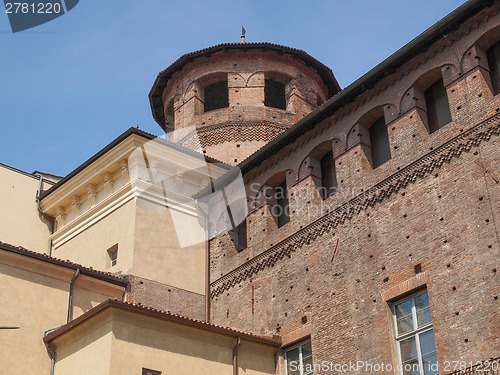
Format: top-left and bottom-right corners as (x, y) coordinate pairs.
(149, 43), (340, 165)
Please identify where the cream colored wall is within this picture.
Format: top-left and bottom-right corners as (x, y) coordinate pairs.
(132, 200), (206, 295)
(50, 308), (276, 375)
(53, 199), (136, 273)
(54, 317), (113, 375)
(0, 250), (125, 375)
(0, 165), (52, 253)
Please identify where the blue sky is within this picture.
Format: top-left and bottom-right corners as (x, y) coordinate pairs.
(0, 0), (468, 176)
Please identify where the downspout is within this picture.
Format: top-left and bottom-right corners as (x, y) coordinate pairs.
(43, 332), (57, 375)
(205, 217), (210, 323)
(233, 336), (241, 375)
(67, 269), (80, 323)
(34, 174), (55, 256)
(44, 341), (56, 375)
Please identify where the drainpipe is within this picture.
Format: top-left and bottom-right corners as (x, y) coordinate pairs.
(43, 334), (56, 375)
(205, 217), (210, 323)
(233, 336), (241, 375)
(67, 269), (80, 323)
(34, 174), (55, 256)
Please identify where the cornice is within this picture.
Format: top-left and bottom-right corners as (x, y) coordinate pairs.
(210, 111), (500, 297)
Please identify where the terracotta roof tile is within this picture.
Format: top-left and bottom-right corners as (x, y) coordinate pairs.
(0, 241), (127, 286)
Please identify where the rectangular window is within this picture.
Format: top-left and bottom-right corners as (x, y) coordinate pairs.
(276, 180), (290, 228)
(424, 79), (452, 133)
(204, 80), (229, 112)
(391, 290), (438, 375)
(285, 339), (313, 375)
(107, 244), (118, 267)
(487, 41), (500, 95)
(320, 150), (337, 199)
(265, 79), (286, 110)
(142, 369), (161, 375)
(369, 116), (391, 168)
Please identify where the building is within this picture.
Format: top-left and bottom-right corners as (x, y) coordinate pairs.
(1, 0), (499, 374)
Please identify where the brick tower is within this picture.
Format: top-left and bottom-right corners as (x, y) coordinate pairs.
(149, 43), (340, 165)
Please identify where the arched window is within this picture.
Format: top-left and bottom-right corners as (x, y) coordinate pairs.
(424, 78), (452, 133)
(265, 79), (286, 110)
(299, 141), (338, 199)
(204, 80), (228, 112)
(486, 41), (500, 95)
(369, 116), (391, 168)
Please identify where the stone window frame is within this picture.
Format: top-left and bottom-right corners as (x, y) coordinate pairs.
(390, 289), (438, 375)
(284, 338), (313, 375)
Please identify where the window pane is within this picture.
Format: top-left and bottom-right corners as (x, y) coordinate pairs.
(303, 355), (313, 375)
(401, 359), (420, 375)
(302, 341), (312, 358)
(400, 336), (418, 364)
(416, 307), (432, 327)
(422, 352), (439, 375)
(286, 347), (300, 375)
(415, 293), (432, 327)
(414, 292), (429, 310)
(395, 299), (413, 335)
(419, 330), (437, 356)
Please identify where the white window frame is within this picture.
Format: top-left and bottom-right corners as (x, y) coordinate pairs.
(391, 289), (438, 375)
(284, 339), (313, 375)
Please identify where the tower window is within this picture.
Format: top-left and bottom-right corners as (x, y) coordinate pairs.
(265, 79), (286, 110)
(369, 117), (391, 168)
(391, 290), (438, 375)
(107, 244), (118, 267)
(424, 79), (452, 133)
(487, 41), (500, 95)
(204, 81), (228, 112)
(320, 150), (337, 199)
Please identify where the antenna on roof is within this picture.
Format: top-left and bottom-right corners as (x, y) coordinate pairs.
(241, 26), (246, 44)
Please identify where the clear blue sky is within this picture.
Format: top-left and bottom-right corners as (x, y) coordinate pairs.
(0, 0), (468, 176)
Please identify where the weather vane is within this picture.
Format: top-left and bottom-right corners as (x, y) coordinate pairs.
(241, 26), (246, 44)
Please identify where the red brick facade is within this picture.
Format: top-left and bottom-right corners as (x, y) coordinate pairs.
(201, 3), (500, 374)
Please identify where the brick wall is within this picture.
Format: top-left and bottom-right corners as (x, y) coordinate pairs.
(210, 4), (500, 374)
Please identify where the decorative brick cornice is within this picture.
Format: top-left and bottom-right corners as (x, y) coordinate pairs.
(178, 121), (289, 149)
(211, 111), (500, 297)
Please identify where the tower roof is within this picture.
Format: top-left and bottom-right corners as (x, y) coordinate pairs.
(149, 42), (341, 127)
